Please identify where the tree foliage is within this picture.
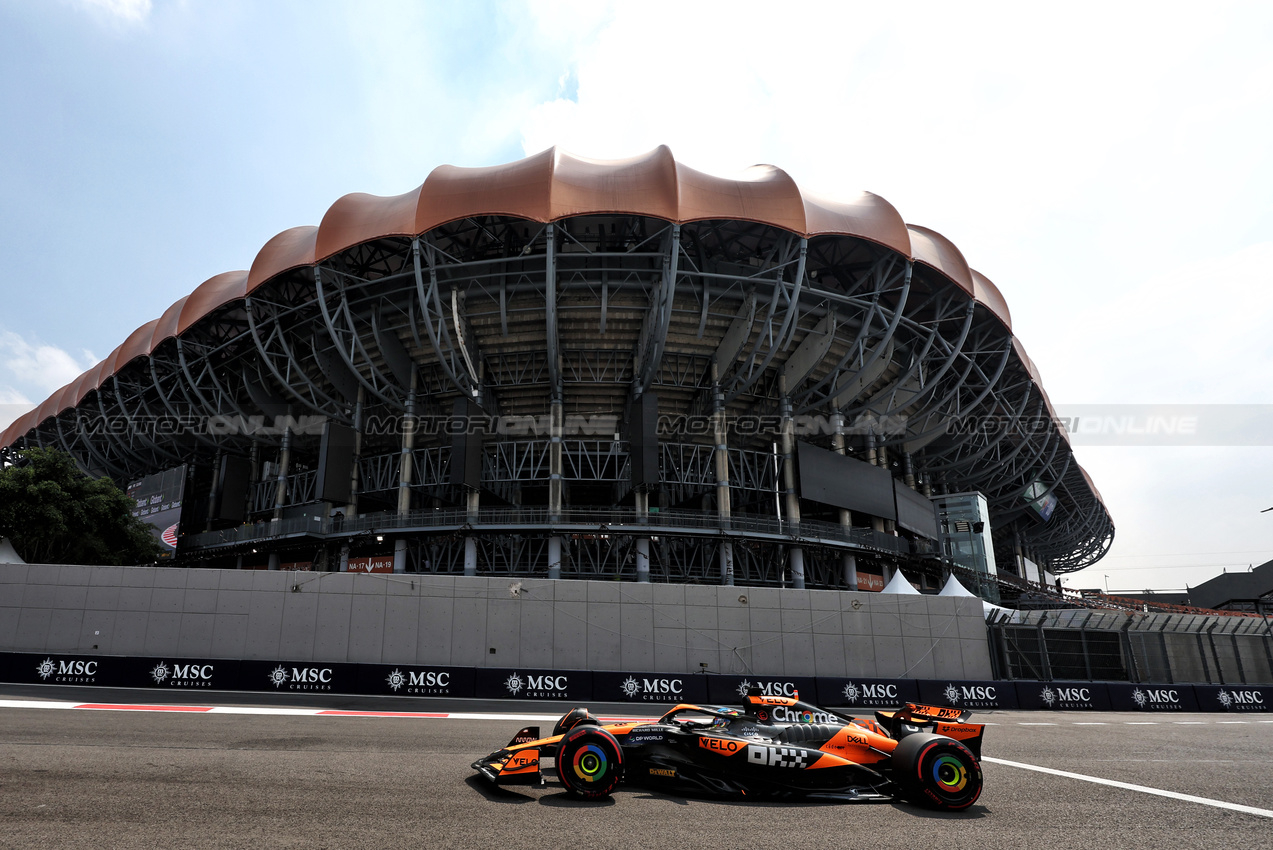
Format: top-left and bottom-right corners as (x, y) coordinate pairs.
(0, 447), (165, 565)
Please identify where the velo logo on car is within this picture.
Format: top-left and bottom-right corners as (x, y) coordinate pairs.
(698, 737), (745, 756)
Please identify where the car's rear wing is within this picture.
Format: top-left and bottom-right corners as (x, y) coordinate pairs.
(875, 704), (984, 760)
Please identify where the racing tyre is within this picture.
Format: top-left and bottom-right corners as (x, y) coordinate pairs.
(556, 726), (624, 800)
(890, 733), (982, 811)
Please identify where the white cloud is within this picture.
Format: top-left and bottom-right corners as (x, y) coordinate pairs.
(0, 330), (98, 399)
(70, 0), (153, 24)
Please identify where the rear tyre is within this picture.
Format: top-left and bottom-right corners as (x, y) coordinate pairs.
(556, 726), (624, 800)
(890, 733), (982, 811)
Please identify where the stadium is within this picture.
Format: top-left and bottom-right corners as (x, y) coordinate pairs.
(0, 146), (1113, 598)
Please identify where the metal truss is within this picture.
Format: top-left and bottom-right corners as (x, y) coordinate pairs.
(11, 211), (1113, 577)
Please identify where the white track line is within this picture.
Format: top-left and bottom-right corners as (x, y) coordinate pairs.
(983, 756), (1273, 819)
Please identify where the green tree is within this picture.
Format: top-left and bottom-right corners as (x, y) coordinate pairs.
(0, 447), (164, 565)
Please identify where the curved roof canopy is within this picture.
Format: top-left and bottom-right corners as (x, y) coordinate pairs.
(0, 145), (1099, 514)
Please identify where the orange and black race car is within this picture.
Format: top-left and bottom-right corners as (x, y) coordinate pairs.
(472, 688), (984, 809)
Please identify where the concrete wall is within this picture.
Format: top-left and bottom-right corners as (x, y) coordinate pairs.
(0, 563), (993, 679)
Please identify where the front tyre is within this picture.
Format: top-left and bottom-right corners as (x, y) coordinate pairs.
(891, 733), (982, 811)
(556, 726), (624, 800)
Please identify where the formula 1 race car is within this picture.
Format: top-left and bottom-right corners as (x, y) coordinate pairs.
(472, 689), (985, 810)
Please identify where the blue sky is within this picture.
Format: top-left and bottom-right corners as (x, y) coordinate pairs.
(2, 0), (1272, 592)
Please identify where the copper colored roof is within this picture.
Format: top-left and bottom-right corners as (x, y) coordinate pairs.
(971, 270), (1011, 330)
(5, 146), (1074, 494)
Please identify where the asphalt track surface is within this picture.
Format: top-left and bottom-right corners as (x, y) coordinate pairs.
(1, 686), (1271, 850)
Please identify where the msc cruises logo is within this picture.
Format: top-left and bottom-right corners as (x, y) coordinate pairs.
(737, 680), (799, 698)
(619, 676), (683, 700)
(841, 682), (899, 704)
(149, 661), (214, 687)
(36, 658), (98, 682)
(268, 665), (334, 690)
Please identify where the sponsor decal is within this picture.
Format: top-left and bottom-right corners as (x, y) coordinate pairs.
(503, 752), (539, 772)
(770, 705), (838, 725)
(1215, 688), (1266, 710)
(698, 737), (745, 755)
(149, 661), (214, 688)
(746, 745), (809, 768)
(648, 767), (677, 778)
(504, 672), (570, 699)
(737, 679), (799, 699)
(625, 734), (669, 745)
(36, 657), (98, 684)
(941, 683), (999, 707)
(619, 676), (684, 701)
(268, 665), (334, 691)
(386, 668), (453, 695)
(1133, 687), (1180, 708)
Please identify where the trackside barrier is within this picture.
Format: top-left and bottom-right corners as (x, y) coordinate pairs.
(0, 652), (1268, 711)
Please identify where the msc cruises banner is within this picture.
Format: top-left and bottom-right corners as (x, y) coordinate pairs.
(816, 677), (920, 709)
(0, 653), (1268, 712)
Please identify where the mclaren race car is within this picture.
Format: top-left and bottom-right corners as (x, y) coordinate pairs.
(472, 689), (984, 809)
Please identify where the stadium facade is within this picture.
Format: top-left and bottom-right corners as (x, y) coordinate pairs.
(0, 147), (1112, 594)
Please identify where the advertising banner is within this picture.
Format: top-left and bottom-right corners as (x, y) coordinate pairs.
(1105, 682), (1201, 712)
(133, 657), (241, 691)
(704, 674), (818, 706)
(591, 671), (708, 704)
(4, 652), (130, 687)
(915, 679), (1019, 710)
(816, 677), (919, 709)
(238, 659), (363, 694)
(475, 668), (592, 701)
(126, 465), (187, 558)
(1013, 681), (1112, 711)
(1188, 684), (1271, 713)
(357, 664), (475, 698)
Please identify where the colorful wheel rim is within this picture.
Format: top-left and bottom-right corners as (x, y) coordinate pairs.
(930, 753), (969, 794)
(571, 744), (609, 783)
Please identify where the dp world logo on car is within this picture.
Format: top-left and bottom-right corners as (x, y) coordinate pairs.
(150, 661), (214, 688)
(268, 665), (334, 691)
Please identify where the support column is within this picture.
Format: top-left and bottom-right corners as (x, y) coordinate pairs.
(346, 386), (365, 518)
(712, 364), (733, 586)
(394, 370), (417, 574)
(548, 398), (564, 579)
(866, 433), (886, 534)
(779, 380), (804, 589)
(205, 450), (222, 532)
(830, 411), (858, 591)
(272, 420), (292, 523)
(634, 490), (650, 583)
(268, 551), (280, 571)
(464, 489), (479, 577)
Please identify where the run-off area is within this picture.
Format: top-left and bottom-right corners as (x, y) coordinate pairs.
(0, 705), (1268, 850)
